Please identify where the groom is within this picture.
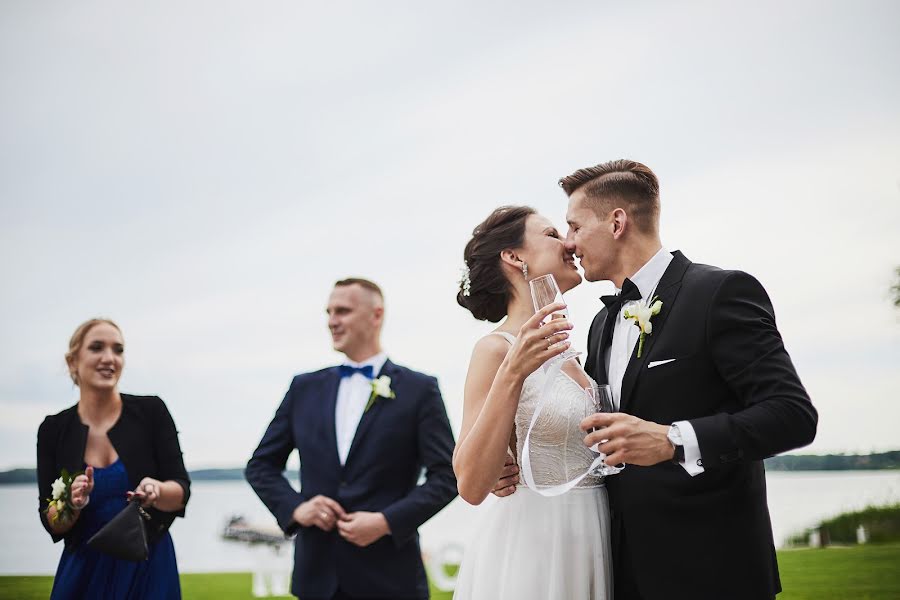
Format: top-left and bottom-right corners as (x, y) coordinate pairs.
(564, 160), (817, 599)
(246, 278), (457, 600)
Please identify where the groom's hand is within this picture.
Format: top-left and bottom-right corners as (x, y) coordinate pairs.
(491, 454), (519, 498)
(337, 511), (391, 547)
(581, 413), (675, 467)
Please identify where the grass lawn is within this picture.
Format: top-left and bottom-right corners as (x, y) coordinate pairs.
(1, 544), (897, 599)
(777, 543), (900, 600)
(0, 572), (453, 600)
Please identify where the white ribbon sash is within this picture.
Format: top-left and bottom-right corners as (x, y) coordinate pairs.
(519, 359), (605, 497)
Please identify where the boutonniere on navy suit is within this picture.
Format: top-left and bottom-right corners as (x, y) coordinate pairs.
(366, 375), (395, 412)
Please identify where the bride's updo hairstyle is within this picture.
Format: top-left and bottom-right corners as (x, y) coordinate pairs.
(457, 205), (535, 322)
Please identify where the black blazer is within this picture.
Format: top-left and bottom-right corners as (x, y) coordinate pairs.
(36, 394), (191, 547)
(246, 360), (457, 600)
(586, 251), (817, 600)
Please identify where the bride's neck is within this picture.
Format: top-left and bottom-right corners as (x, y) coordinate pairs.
(502, 295), (534, 332)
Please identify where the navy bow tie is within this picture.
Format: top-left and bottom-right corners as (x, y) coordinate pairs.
(339, 364), (375, 379)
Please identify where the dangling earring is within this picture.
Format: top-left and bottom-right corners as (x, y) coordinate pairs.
(521, 262), (528, 280)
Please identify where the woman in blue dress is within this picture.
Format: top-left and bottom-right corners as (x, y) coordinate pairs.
(37, 318), (191, 599)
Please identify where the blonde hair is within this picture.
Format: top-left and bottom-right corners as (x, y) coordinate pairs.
(65, 318), (122, 385)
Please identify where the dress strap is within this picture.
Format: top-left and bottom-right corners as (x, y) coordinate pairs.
(490, 331), (517, 345)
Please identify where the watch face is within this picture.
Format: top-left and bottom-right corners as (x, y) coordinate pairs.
(667, 426), (684, 446)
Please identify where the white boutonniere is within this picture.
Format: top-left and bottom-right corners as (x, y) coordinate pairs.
(623, 296), (663, 358)
(366, 375), (396, 413)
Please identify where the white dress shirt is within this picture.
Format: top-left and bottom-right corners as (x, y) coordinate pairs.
(605, 247), (704, 476)
(335, 352), (388, 466)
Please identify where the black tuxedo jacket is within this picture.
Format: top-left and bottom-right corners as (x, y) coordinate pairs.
(245, 359), (457, 600)
(585, 251), (817, 600)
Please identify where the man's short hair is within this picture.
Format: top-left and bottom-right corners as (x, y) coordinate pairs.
(559, 159), (660, 234)
(335, 277), (384, 301)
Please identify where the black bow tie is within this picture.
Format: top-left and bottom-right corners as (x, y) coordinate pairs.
(598, 278), (642, 353)
(600, 278), (642, 313)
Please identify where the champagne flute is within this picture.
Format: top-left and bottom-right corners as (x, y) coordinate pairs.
(528, 273), (580, 362)
(584, 384), (624, 476)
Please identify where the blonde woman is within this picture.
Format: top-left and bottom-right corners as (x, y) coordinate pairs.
(37, 319), (190, 599)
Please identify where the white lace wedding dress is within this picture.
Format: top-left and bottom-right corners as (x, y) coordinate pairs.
(453, 332), (612, 600)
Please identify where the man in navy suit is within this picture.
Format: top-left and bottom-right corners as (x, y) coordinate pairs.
(246, 278), (457, 600)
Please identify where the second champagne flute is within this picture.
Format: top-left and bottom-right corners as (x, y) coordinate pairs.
(584, 384), (624, 477)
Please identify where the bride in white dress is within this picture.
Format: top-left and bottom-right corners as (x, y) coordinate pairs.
(453, 206), (612, 600)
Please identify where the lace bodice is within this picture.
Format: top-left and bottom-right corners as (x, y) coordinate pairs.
(494, 332), (604, 489)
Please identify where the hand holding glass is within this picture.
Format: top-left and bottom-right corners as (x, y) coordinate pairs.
(584, 384), (624, 476)
(529, 274), (580, 362)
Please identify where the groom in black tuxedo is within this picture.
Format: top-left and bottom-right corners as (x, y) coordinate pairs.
(246, 278), (457, 599)
(564, 161), (817, 600)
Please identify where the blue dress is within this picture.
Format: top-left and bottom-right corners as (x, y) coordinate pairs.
(50, 459), (181, 599)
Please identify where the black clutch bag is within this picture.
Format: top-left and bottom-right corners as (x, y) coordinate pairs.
(86, 498), (150, 561)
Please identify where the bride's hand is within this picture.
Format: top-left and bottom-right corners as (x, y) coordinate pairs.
(504, 302), (573, 379)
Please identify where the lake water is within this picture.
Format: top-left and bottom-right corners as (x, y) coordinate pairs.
(3, 471), (898, 576)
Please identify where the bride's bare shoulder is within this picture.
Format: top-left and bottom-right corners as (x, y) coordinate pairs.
(464, 334), (513, 396)
(471, 332), (513, 359)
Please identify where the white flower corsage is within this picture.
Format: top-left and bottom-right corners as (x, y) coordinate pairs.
(45, 469), (83, 524)
(366, 375), (396, 413)
(623, 296), (663, 358)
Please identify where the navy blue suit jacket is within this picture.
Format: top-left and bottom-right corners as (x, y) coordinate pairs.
(245, 359), (457, 599)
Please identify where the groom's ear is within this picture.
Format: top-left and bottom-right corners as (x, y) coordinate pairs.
(611, 208), (628, 240)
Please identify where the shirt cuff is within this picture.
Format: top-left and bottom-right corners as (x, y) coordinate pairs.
(673, 420), (705, 476)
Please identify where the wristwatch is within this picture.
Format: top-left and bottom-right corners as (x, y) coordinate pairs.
(667, 424), (685, 464)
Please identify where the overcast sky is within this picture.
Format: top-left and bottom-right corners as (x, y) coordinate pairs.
(1, 0), (898, 470)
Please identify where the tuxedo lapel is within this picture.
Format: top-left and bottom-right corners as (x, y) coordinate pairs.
(344, 360), (398, 468)
(592, 310), (610, 385)
(619, 251), (690, 414)
(322, 368), (342, 469)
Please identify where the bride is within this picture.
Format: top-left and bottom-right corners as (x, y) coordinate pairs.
(452, 206), (611, 599)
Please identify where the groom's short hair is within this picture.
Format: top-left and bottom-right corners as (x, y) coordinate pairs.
(558, 159), (660, 234)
